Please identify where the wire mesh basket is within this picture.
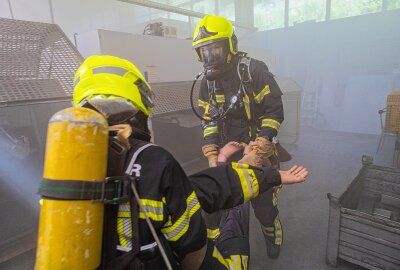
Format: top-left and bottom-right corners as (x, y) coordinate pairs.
(0, 18), (83, 107)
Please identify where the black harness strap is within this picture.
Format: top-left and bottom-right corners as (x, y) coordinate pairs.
(38, 177), (130, 202)
(105, 139), (154, 270)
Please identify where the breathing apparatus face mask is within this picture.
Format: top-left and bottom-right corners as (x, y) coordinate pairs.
(197, 40), (231, 80)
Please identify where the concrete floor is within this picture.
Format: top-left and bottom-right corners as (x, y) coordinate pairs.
(248, 127), (395, 270)
(0, 125), (396, 269)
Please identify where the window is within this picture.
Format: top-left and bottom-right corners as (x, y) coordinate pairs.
(193, 0), (215, 14)
(169, 0), (189, 5)
(254, 0), (285, 31)
(387, 0), (400, 10)
(218, 0), (235, 21)
(331, 0), (383, 20)
(169, 4), (190, 21)
(289, 0), (326, 26)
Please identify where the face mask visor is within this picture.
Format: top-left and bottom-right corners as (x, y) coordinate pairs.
(197, 40), (229, 68)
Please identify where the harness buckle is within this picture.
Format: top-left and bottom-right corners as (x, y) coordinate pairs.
(101, 175), (135, 204)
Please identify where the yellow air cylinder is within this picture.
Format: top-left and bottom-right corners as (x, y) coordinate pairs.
(35, 107), (108, 270)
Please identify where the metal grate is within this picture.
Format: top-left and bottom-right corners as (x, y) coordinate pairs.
(151, 81), (200, 115)
(0, 18), (83, 106)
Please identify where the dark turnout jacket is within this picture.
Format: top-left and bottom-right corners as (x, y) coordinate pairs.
(198, 56), (284, 145)
(116, 143), (281, 269)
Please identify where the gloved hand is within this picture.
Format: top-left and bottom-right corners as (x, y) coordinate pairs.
(202, 144), (219, 167)
(238, 137), (275, 167)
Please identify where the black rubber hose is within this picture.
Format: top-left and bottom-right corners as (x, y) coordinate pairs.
(190, 71), (209, 121)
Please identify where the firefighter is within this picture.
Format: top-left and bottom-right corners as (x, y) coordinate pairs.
(192, 15), (287, 259)
(72, 55), (307, 269)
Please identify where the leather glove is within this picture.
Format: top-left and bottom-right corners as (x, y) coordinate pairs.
(238, 137), (275, 167)
(202, 144), (219, 167)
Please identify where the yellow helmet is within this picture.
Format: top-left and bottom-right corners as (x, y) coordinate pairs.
(192, 15), (238, 59)
(73, 55), (154, 116)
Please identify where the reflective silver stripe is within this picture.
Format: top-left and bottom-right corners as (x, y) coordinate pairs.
(119, 203), (130, 212)
(139, 200), (164, 221)
(242, 169), (255, 198)
(232, 163), (259, 201)
(74, 66), (129, 87)
(140, 202), (163, 215)
(140, 241), (157, 251)
(92, 66), (129, 76)
(161, 192), (200, 241)
(261, 118), (281, 131)
(117, 245), (131, 252)
(117, 241), (158, 252)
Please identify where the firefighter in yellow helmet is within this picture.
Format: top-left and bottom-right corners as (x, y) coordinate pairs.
(192, 15), (288, 259)
(72, 55), (307, 269)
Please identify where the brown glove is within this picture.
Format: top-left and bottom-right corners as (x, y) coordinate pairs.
(238, 137), (275, 167)
(202, 144), (219, 167)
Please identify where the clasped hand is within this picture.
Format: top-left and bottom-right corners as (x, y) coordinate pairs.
(217, 141), (308, 185)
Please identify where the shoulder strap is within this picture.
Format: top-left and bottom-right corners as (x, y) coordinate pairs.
(237, 54), (253, 84)
(101, 139), (155, 270)
(125, 139), (154, 175)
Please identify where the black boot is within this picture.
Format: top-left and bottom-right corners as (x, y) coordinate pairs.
(264, 235), (280, 259)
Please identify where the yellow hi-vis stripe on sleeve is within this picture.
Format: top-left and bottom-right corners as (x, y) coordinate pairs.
(274, 217), (283, 245)
(207, 228), (221, 240)
(212, 248), (230, 269)
(117, 198), (165, 248)
(254, 84), (271, 103)
(212, 247), (248, 270)
(261, 118), (281, 131)
(204, 126), (218, 138)
(198, 99), (208, 108)
(118, 199), (164, 221)
(232, 163), (259, 201)
(242, 93), (251, 120)
(117, 202), (132, 248)
(161, 191), (200, 241)
(117, 218), (132, 248)
(215, 94), (225, 104)
(139, 198), (164, 221)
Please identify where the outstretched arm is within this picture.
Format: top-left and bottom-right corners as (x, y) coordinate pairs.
(189, 163), (308, 213)
(280, 165), (308, 184)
